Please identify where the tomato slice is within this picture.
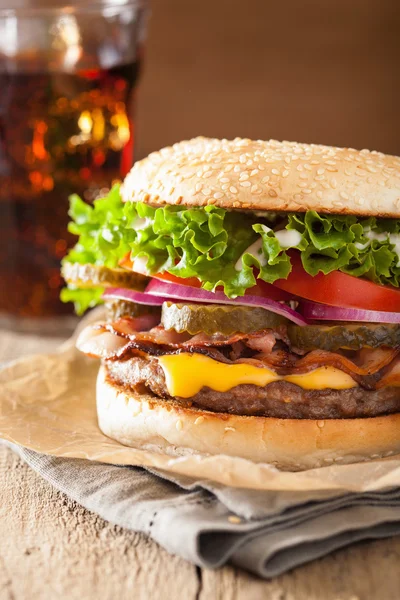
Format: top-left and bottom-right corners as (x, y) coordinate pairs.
(148, 271), (292, 301)
(273, 251), (400, 312)
(150, 271), (202, 289)
(121, 254), (291, 301)
(246, 278), (293, 302)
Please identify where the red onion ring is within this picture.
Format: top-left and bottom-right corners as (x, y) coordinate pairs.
(301, 300), (400, 323)
(145, 279), (308, 326)
(102, 288), (169, 305)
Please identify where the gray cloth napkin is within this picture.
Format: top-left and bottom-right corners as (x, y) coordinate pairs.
(9, 444), (400, 578)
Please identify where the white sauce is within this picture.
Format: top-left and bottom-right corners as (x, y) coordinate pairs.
(133, 216), (151, 230)
(275, 229), (302, 248)
(366, 230), (388, 243)
(235, 238), (267, 271)
(354, 241), (370, 251)
(131, 255), (149, 273)
(234, 227), (302, 271)
(364, 230), (400, 266)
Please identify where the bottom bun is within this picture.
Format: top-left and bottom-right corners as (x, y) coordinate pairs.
(97, 366), (400, 471)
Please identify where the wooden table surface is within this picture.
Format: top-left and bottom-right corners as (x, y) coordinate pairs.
(1, 330), (400, 600)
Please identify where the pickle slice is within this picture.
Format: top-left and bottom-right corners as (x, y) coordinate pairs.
(105, 299), (160, 322)
(161, 303), (288, 335)
(62, 262), (148, 290)
(288, 323), (400, 352)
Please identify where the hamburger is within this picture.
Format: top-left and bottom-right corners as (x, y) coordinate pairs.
(62, 137), (400, 470)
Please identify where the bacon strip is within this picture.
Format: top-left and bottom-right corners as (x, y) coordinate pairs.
(76, 319), (400, 390)
(377, 360), (400, 388)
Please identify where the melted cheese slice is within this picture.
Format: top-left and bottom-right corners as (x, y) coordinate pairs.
(158, 353), (357, 398)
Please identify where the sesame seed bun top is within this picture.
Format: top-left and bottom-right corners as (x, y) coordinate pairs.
(121, 137), (400, 217)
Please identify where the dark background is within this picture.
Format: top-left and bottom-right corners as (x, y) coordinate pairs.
(136, 0), (400, 159)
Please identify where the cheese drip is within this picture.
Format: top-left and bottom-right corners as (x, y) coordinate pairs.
(158, 353), (357, 398)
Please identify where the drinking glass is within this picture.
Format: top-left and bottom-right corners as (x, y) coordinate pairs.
(0, 0), (148, 332)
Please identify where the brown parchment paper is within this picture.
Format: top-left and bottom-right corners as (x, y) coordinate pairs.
(1, 310), (400, 492)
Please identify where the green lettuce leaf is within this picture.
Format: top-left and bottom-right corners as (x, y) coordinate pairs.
(61, 186), (400, 312)
(60, 286), (104, 316)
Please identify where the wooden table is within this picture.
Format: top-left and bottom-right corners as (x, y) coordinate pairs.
(1, 330), (400, 600)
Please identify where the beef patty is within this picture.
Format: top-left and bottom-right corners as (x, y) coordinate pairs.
(105, 355), (400, 419)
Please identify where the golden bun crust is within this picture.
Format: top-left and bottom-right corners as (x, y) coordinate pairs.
(121, 137), (400, 217)
(97, 367), (400, 471)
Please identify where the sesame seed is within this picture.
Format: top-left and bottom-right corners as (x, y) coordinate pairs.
(220, 177), (230, 183)
(317, 168), (325, 175)
(303, 189), (312, 194)
(299, 173), (308, 180)
(282, 169), (289, 177)
(261, 176), (270, 183)
(240, 181), (251, 187)
(230, 186), (238, 194)
(221, 183), (229, 191)
(268, 189), (278, 197)
(315, 175), (325, 181)
(195, 183), (203, 192)
(202, 171), (213, 179)
(296, 165), (303, 171)
(317, 420), (325, 428)
(340, 191), (349, 200)
(250, 169), (259, 176)
(201, 188), (211, 196)
(298, 181), (308, 188)
(316, 191), (323, 198)
(176, 419), (183, 431)
(303, 164), (312, 171)
(194, 416), (205, 425)
(213, 192), (224, 199)
(234, 165), (241, 172)
(330, 178), (337, 189)
(239, 173), (249, 181)
(325, 160), (336, 166)
(224, 426), (236, 432)
(228, 516), (242, 524)
(271, 168), (280, 175)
